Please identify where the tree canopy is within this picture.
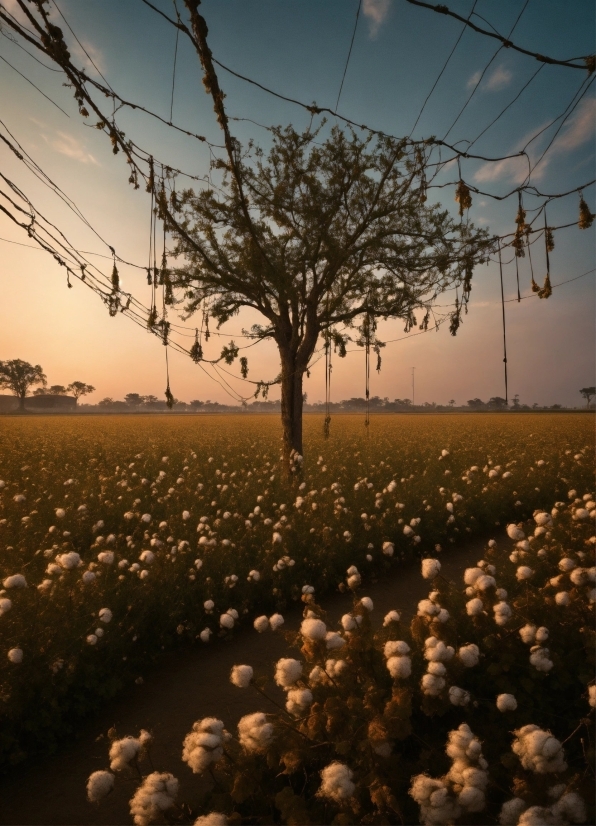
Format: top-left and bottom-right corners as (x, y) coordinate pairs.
(0, 359), (47, 410)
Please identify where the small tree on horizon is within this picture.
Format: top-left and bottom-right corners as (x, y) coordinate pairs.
(47, 385), (67, 395)
(171, 125), (492, 463)
(580, 386), (595, 408)
(0, 359), (47, 411)
(67, 382), (95, 403)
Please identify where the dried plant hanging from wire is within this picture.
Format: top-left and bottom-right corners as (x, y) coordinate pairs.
(538, 211), (553, 299)
(578, 191), (595, 229)
(455, 160), (472, 217)
(190, 328), (203, 363)
(512, 192), (528, 257)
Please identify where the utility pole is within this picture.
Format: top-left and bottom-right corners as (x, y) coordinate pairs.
(412, 367), (415, 407)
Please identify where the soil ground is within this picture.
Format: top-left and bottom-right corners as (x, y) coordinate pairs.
(0, 538), (491, 826)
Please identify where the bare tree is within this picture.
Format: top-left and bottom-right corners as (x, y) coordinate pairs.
(0, 359), (47, 412)
(171, 125), (491, 461)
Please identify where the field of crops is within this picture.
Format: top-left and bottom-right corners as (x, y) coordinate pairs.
(0, 413), (593, 770)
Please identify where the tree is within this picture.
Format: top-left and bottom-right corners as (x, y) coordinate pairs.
(189, 399), (205, 409)
(448, 399), (456, 407)
(0, 359), (46, 411)
(487, 396), (508, 409)
(172, 125), (491, 462)
(98, 397), (114, 407)
(67, 381), (95, 403)
(467, 398), (486, 408)
(47, 385), (67, 395)
(144, 395), (159, 405)
(124, 393), (145, 406)
(580, 386), (595, 408)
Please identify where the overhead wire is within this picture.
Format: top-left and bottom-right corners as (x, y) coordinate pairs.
(335, 0), (361, 112)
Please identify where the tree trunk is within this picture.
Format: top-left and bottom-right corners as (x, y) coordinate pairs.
(18, 395), (25, 412)
(280, 351), (305, 465)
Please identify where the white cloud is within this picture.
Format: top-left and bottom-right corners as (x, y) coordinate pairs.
(552, 97), (595, 153)
(485, 65), (512, 92)
(467, 65), (512, 92)
(467, 70), (481, 90)
(42, 131), (99, 165)
(363, 0), (391, 38)
(68, 38), (106, 78)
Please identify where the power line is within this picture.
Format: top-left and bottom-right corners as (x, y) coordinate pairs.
(0, 53), (71, 116)
(335, 0), (361, 112)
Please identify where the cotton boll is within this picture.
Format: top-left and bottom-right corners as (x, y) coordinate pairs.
(3, 574), (27, 589)
(512, 725), (567, 773)
(360, 596), (374, 611)
(464, 567), (483, 586)
(269, 613), (284, 631)
(529, 646), (553, 672)
(317, 762), (355, 803)
(589, 685), (596, 708)
(8, 648), (23, 663)
(418, 599), (440, 617)
(535, 627), (549, 643)
(466, 598), (484, 616)
(182, 718), (225, 774)
(421, 558), (441, 579)
(493, 602), (512, 626)
(383, 610), (400, 626)
(499, 798), (527, 825)
(516, 566), (534, 581)
(384, 640), (410, 657)
(458, 644), (479, 667)
(386, 655), (411, 679)
(506, 524), (525, 541)
(325, 659), (348, 678)
(519, 624), (537, 644)
(569, 568), (587, 585)
(129, 771), (178, 826)
(449, 686), (470, 706)
(427, 661), (446, 677)
(98, 551), (115, 565)
(382, 541), (394, 556)
(219, 613), (234, 630)
(285, 688), (313, 716)
(436, 608), (450, 623)
(325, 631), (346, 650)
(558, 557), (576, 572)
(86, 770), (115, 802)
(230, 664), (253, 688)
(551, 792), (587, 824)
(496, 693), (517, 712)
(193, 814), (228, 826)
(253, 616), (269, 633)
(421, 673), (445, 696)
(0, 598), (12, 615)
(109, 736), (142, 771)
(555, 591), (570, 606)
(300, 618), (326, 640)
(274, 658), (302, 688)
(475, 574), (496, 591)
(237, 712), (273, 753)
(199, 628), (211, 643)
(341, 613), (357, 631)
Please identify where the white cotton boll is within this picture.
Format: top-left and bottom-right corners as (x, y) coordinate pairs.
(326, 659), (348, 678)
(529, 647), (553, 672)
(274, 658), (302, 688)
(512, 725), (567, 774)
(272, 531), (282, 544)
(3, 574), (27, 589)
(194, 814), (228, 826)
(129, 771), (178, 826)
(300, 618), (326, 640)
(458, 644), (479, 667)
(516, 566), (534, 581)
(464, 567), (483, 586)
(373, 741), (393, 757)
(535, 627), (549, 643)
(109, 736), (142, 771)
(285, 688), (313, 716)
(56, 552), (81, 570)
(46, 563), (61, 575)
(476, 574), (496, 591)
(384, 640), (410, 658)
(383, 610), (400, 626)
(574, 508), (589, 520)
(204, 600), (214, 613)
(87, 770), (115, 802)
(499, 798), (527, 825)
(82, 571), (96, 584)
(496, 693), (517, 712)
(269, 613), (284, 631)
(8, 648), (23, 664)
(589, 685), (596, 708)
(0, 598), (12, 615)
(139, 550), (154, 565)
(141, 513), (152, 524)
(418, 599), (440, 617)
(534, 512), (552, 527)
(360, 596), (373, 611)
(446, 502), (454, 513)
(569, 568), (587, 585)
(466, 598), (484, 616)
(325, 632), (345, 650)
(237, 712), (273, 753)
(558, 557), (576, 572)
(86, 634), (98, 646)
(382, 541), (394, 557)
(519, 624), (537, 644)
(253, 616), (269, 633)
(421, 558), (441, 579)
(230, 664), (253, 688)
(199, 628), (211, 642)
(182, 719), (225, 774)
(227, 608), (239, 620)
(98, 551), (115, 565)
(552, 792), (587, 824)
(341, 613), (357, 631)
(387, 655), (412, 678)
(347, 573), (361, 589)
(99, 608), (113, 624)
(436, 608), (450, 623)
(317, 762), (355, 803)
(555, 591), (570, 606)
(421, 673), (445, 696)
(507, 524), (525, 541)
(493, 602), (512, 626)
(465, 586), (475, 597)
(309, 665), (325, 685)
(427, 661), (446, 677)
(37, 579), (52, 593)
(496, 588), (508, 600)
(449, 686), (470, 706)
(219, 613), (234, 629)
(403, 525), (414, 537)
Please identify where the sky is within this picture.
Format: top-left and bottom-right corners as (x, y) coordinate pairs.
(0, 0), (594, 408)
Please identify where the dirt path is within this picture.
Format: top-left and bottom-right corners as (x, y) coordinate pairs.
(0, 539), (490, 825)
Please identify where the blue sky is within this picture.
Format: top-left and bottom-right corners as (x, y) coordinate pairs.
(0, 0), (594, 406)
